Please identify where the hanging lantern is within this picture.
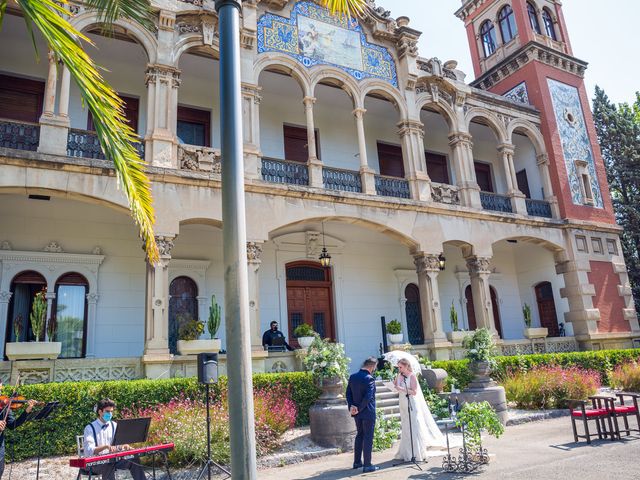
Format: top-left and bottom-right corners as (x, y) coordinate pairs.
(438, 253), (446, 271)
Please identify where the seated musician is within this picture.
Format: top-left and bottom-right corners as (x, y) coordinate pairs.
(0, 390), (37, 480)
(82, 399), (145, 480)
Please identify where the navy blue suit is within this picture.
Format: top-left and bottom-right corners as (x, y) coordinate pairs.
(346, 369), (376, 467)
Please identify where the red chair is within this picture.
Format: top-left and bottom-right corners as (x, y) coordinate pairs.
(568, 399), (612, 444)
(611, 392), (640, 437)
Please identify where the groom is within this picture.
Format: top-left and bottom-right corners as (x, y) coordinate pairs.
(346, 357), (379, 473)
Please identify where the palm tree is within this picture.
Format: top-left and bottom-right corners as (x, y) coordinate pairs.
(0, 0), (159, 262)
(322, 0), (367, 17)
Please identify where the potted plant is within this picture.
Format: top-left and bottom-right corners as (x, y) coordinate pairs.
(386, 319), (403, 344)
(455, 401), (504, 462)
(462, 327), (498, 377)
(6, 291), (62, 360)
(176, 298), (222, 355)
(293, 323), (316, 348)
(522, 303), (548, 339)
(447, 301), (466, 343)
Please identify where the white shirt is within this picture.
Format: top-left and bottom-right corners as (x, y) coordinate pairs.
(83, 419), (117, 456)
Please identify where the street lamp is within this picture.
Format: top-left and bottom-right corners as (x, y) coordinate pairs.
(319, 221), (331, 267)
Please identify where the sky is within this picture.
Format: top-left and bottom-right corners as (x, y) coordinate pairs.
(375, 0), (640, 105)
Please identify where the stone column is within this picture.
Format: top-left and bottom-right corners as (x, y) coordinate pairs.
(43, 51), (58, 117)
(398, 120), (431, 201)
(37, 51), (69, 156)
(498, 143), (527, 214)
(304, 96), (323, 188)
(353, 107), (376, 194)
(465, 256), (498, 335)
(242, 84), (262, 179)
(58, 66), (71, 118)
(246, 241), (266, 354)
(0, 292), (12, 358)
(143, 234), (176, 378)
(44, 291), (56, 341)
(85, 292), (99, 358)
(145, 65), (181, 168)
(536, 153), (560, 218)
(449, 132), (481, 208)
(414, 253), (450, 359)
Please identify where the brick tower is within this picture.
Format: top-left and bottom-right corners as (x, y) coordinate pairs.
(456, 0), (639, 347)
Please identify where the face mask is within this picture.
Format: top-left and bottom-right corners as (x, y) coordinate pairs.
(102, 411), (113, 422)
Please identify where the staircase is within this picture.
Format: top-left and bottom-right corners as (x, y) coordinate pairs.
(376, 380), (400, 420)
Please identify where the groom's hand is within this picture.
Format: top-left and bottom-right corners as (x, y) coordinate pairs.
(350, 406), (358, 416)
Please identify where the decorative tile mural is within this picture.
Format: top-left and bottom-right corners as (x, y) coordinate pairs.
(547, 79), (603, 208)
(503, 82), (529, 105)
(257, 1), (397, 87)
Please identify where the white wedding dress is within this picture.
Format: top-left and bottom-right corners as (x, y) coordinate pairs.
(393, 373), (448, 462)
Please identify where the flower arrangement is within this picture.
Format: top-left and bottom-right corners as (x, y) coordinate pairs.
(303, 336), (350, 385)
(462, 328), (497, 366)
(177, 313), (204, 341)
(386, 319), (402, 335)
(523, 303), (532, 328)
(208, 295), (222, 339)
(293, 323), (315, 338)
(450, 301), (460, 332)
(30, 290), (47, 342)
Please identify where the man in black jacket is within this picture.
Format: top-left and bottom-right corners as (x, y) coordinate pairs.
(262, 321), (294, 351)
(0, 395), (37, 479)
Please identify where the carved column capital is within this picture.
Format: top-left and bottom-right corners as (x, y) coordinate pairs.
(155, 235), (176, 258)
(396, 119), (424, 138)
(414, 253), (441, 274)
(303, 96), (316, 107)
(45, 292), (56, 301)
(86, 293), (99, 305)
(352, 107), (367, 119)
(145, 64), (181, 88)
(246, 241), (263, 264)
(0, 291), (12, 304)
(497, 143), (516, 155)
(466, 256), (492, 275)
(448, 132), (473, 148)
(536, 153), (550, 166)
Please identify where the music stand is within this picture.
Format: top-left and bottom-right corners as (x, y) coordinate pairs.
(28, 401), (63, 480)
(112, 417), (151, 446)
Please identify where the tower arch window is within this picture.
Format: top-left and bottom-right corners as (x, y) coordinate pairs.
(53, 272), (89, 358)
(498, 5), (518, 43)
(542, 8), (557, 40)
(527, 2), (542, 34)
(480, 21), (498, 57)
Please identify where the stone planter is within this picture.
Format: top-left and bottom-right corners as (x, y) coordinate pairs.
(456, 360), (508, 425)
(469, 360), (492, 378)
(297, 336), (315, 348)
(6, 341), (61, 360)
(309, 376), (356, 450)
(177, 338), (221, 355)
(387, 333), (403, 344)
(447, 331), (467, 343)
(524, 327), (549, 340)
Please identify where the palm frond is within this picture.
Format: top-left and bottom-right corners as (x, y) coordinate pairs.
(320, 0), (367, 18)
(83, 0), (155, 33)
(15, 0), (158, 263)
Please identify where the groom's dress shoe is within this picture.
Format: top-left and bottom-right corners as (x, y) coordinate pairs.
(362, 466), (379, 473)
(353, 463), (363, 469)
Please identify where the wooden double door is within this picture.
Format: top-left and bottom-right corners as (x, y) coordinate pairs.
(286, 262), (335, 345)
(465, 285), (503, 337)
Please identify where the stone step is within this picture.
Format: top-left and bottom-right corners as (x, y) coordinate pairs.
(377, 391), (399, 400)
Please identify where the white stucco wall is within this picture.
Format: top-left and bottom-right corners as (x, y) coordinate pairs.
(513, 132), (544, 200)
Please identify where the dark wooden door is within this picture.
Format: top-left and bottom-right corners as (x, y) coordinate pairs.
(376, 142), (405, 178)
(465, 285), (477, 331)
(168, 276), (199, 354)
(0, 74), (45, 123)
(474, 162), (493, 192)
(425, 152), (450, 184)
(516, 169), (531, 198)
(490, 286), (503, 338)
(284, 124), (319, 162)
(286, 262), (335, 345)
(404, 283), (424, 344)
(535, 282), (560, 337)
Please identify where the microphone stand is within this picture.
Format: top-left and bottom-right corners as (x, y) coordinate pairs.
(392, 374), (423, 471)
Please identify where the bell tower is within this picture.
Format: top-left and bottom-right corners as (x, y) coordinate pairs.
(456, 0), (615, 225)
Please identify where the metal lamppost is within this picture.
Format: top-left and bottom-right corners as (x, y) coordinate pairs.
(214, 0), (258, 478)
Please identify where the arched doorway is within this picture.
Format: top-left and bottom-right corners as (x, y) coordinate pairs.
(535, 281), (560, 337)
(6, 271), (47, 349)
(168, 276), (199, 355)
(404, 284), (424, 344)
(464, 285), (502, 337)
(53, 272), (89, 358)
(286, 261), (335, 345)
(490, 286), (503, 338)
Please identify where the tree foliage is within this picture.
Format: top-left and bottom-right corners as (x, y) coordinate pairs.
(592, 86), (640, 315)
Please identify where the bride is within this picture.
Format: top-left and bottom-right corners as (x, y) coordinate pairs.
(392, 358), (448, 461)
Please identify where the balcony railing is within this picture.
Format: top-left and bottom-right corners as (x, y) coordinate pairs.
(322, 167), (362, 193)
(261, 158), (309, 186)
(374, 175), (410, 199)
(67, 129), (144, 160)
(525, 199), (553, 218)
(431, 182), (460, 206)
(0, 119), (40, 151)
(178, 144), (221, 173)
(480, 191), (513, 213)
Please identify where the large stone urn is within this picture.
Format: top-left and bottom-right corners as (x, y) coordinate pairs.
(309, 376), (357, 450)
(455, 361), (508, 425)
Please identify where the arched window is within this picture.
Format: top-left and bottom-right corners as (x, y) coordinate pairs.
(542, 8), (557, 40)
(7, 271), (46, 348)
(480, 21), (498, 57)
(498, 5), (518, 43)
(404, 284), (424, 345)
(53, 272), (88, 358)
(168, 276), (199, 355)
(527, 2), (542, 34)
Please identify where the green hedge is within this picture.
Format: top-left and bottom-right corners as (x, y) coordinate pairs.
(430, 348), (640, 390)
(4, 372), (319, 462)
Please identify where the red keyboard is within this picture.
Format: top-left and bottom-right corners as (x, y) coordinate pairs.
(70, 443), (174, 469)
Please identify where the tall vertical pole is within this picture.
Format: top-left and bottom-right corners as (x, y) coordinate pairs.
(215, 1), (258, 479)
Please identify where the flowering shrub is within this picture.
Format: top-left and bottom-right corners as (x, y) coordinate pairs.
(373, 409), (400, 451)
(610, 362), (640, 393)
(503, 365), (601, 409)
(462, 328), (498, 366)
(303, 336), (350, 384)
(455, 401), (504, 450)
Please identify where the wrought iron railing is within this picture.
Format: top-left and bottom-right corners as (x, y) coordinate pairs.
(431, 182), (460, 205)
(374, 175), (410, 199)
(261, 157), (309, 186)
(0, 119), (40, 151)
(322, 167), (362, 193)
(525, 198), (553, 218)
(67, 129), (144, 160)
(480, 192), (513, 213)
